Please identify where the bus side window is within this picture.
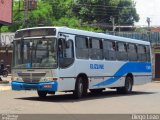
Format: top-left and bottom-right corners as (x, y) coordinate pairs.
(137, 45), (147, 62)
(75, 36), (89, 59)
(103, 40), (116, 60)
(128, 44), (138, 61)
(89, 38), (103, 60)
(117, 42), (128, 61)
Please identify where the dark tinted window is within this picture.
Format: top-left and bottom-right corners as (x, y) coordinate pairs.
(89, 38), (103, 60)
(75, 36), (89, 59)
(137, 45), (147, 61)
(117, 42), (128, 61)
(128, 44), (138, 61)
(15, 28), (56, 38)
(103, 40), (116, 60)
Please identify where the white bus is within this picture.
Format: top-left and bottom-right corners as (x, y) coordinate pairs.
(11, 27), (152, 98)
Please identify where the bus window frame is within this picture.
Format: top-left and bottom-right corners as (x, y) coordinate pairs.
(75, 35), (89, 60)
(89, 37), (104, 60)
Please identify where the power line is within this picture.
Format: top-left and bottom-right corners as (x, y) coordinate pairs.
(76, 3), (135, 9)
(74, 4), (135, 16)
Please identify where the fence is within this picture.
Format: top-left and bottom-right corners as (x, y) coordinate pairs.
(107, 32), (160, 44)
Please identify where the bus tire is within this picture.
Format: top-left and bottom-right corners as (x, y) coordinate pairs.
(2, 70), (8, 77)
(117, 76), (133, 94)
(73, 77), (86, 99)
(90, 89), (104, 94)
(37, 91), (47, 98)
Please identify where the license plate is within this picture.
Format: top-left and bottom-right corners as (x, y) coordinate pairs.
(43, 84), (52, 88)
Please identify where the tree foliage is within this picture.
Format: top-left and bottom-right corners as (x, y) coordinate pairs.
(1, 0), (139, 32)
(72, 0), (139, 26)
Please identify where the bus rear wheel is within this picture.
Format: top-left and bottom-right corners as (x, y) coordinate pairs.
(37, 91), (47, 98)
(117, 76), (133, 94)
(73, 77), (87, 99)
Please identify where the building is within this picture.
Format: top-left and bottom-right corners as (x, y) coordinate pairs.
(151, 27), (160, 32)
(0, 32), (14, 73)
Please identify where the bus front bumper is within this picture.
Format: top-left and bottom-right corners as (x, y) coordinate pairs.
(11, 81), (58, 91)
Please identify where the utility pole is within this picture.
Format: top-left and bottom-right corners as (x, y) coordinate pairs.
(22, 0), (37, 28)
(0, 24), (2, 81)
(23, 0), (29, 28)
(0, 24), (2, 47)
(147, 17), (151, 29)
(110, 16), (116, 34)
(146, 17), (151, 42)
(118, 16), (121, 32)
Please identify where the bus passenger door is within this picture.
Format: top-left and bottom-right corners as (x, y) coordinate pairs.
(57, 35), (76, 91)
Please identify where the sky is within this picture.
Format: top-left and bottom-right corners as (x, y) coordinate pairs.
(134, 0), (160, 27)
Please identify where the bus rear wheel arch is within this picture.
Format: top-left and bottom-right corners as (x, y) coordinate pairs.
(117, 74), (133, 94)
(73, 74), (88, 99)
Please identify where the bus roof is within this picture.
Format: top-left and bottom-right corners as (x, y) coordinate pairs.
(16, 26), (150, 45)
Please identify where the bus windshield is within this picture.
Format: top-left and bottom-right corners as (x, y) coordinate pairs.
(13, 38), (57, 69)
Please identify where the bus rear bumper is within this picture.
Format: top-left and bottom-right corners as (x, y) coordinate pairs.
(11, 81), (58, 91)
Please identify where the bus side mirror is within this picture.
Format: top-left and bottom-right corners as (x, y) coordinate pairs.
(66, 41), (70, 48)
(58, 38), (70, 49)
(58, 38), (65, 51)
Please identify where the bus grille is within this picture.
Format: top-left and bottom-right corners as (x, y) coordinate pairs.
(18, 73), (46, 83)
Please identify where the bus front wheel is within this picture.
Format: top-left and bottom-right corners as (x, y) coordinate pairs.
(73, 77), (87, 99)
(37, 91), (47, 98)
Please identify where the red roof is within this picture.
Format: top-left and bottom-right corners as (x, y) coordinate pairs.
(151, 27), (160, 32)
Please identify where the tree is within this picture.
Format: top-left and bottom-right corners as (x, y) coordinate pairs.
(28, 0), (53, 27)
(1, 0), (139, 32)
(72, 0), (139, 30)
(44, 0), (73, 19)
(2, 0), (53, 32)
(117, 0), (139, 25)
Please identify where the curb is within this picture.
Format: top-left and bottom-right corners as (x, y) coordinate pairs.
(0, 80), (9, 84)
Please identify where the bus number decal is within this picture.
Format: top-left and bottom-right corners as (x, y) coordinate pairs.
(90, 64), (104, 70)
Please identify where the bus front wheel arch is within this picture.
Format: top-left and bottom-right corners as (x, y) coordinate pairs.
(73, 74), (88, 99)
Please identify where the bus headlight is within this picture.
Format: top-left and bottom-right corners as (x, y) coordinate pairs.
(46, 77), (58, 81)
(40, 77), (58, 82)
(12, 77), (23, 82)
(46, 77), (53, 81)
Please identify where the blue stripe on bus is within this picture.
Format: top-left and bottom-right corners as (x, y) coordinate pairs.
(94, 62), (152, 87)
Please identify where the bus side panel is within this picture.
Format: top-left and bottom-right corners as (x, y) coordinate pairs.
(57, 78), (76, 91)
(89, 76), (125, 89)
(133, 73), (152, 85)
(57, 65), (76, 91)
(75, 60), (127, 89)
(88, 61), (151, 88)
